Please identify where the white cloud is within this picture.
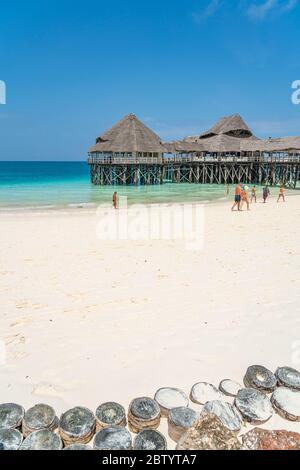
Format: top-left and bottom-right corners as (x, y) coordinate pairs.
(246, 0), (298, 20)
(191, 0), (298, 23)
(192, 0), (222, 23)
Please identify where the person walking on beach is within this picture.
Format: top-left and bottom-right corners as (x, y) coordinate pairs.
(112, 191), (117, 209)
(240, 185), (250, 211)
(263, 186), (270, 203)
(250, 185), (257, 203)
(277, 185), (285, 202)
(231, 183), (242, 211)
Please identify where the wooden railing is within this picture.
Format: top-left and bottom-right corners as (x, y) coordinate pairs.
(88, 155), (164, 165)
(88, 154), (300, 165)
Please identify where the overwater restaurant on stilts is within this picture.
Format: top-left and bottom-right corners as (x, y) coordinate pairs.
(88, 113), (300, 188)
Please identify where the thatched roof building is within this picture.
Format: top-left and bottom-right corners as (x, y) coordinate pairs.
(199, 114), (253, 139)
(89, 113), (166, 154)
(88, 113), (300, 158)
(179, 114), (300, 154)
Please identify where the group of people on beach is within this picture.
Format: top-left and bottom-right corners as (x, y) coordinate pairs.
(231, 183), (285, 211)
(112, 186), (286, 211)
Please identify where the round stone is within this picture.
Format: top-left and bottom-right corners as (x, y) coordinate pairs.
(275, 367), (300, 391)
(271, 387), (300, 421)
(95, 402), (126, 429)
(129, 397), (160, 421)
(235, 388), (273, 424)
(168, 407), (198, 443)
(154, 388), (189, 416)
(202, 400), (243, 432)
(190, 382), (225, 405)
(59, 407), (96, 445)
(94, 426), (132, 450)
(134, 429), (167, 450)
(63, 443), (92, 450)
(20, 429), (63, 450)
(244, 365), (277, 393)
(0, 428), (23, 450)
(169, 407), (198, 429)
(0, 403), (24, 430)
(219, 379), (242, 397)
(22, 403), (57, 435)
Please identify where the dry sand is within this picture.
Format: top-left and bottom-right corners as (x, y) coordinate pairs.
(0, 194), (300, 446)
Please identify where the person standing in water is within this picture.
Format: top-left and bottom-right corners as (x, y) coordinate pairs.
(231, 183), (242, 211)
(277, 185), (285, 202)
(263, 186), (270, 203)
(250, 185), (257, 203)
(112, 191), (117, 209)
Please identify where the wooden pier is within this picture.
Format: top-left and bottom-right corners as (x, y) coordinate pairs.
(88, 113), (300, 188)
(88, 155), (300, 188)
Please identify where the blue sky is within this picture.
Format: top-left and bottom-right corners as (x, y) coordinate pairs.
(0, 0), (300, 161)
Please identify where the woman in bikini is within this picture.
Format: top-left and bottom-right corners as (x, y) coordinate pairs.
(250, 186), (257, 203)
(240, 185), (250, 211)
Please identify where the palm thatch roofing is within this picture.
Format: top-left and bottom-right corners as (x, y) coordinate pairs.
(89, 113), (300, 156)
(89, 113), (166, 153)
(163, 140), (205, 153)
(199, 114), (253, 139)
(181, 114), (300, 153)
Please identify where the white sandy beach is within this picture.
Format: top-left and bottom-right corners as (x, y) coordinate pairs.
(1, 194), (300, 445)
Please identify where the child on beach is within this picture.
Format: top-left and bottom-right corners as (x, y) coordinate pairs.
(277, 186), (285, 202)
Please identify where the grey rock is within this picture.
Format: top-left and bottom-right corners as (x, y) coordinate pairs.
(0, 403), (24, 430)
(154, 387), (189, 416)
(244, 365), (277, 393)
(271, 387), (300, 421)
(130, 397), (160, 420)
(22, 403), (57, 435)
(94, 426), (132, 450)
(202, 400), (243, 432)
(95, 402), (126, 429)
(219, 379), (242, 397)
(134, 429), (167, 450)
(20, 429), (63, 450)
(0, 428), (23, 450)
(190, 382), (225, 405)
(234, 388), (273, 424)
(59, 406), (95, 439)
(275, 366), (300, 391)
(168, 407), (198, 443)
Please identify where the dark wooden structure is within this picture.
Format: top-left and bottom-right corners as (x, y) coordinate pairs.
(88, 114), (300, 188)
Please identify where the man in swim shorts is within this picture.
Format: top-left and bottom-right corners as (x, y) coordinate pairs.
(231, 183), (242, 211)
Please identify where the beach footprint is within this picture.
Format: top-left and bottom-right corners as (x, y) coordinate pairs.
(32, 381), (64, 399)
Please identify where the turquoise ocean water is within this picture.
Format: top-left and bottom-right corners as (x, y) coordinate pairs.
(0, 162), (296, 211)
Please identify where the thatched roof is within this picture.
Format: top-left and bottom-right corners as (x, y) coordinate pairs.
(201, 134), (244, 152)
(89, 113), (300, 155)
(199, 114), (253, 139)
(89, 114), (165, 153)
(163, 140), (205, 153)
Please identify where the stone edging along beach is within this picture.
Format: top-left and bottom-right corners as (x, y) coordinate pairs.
(0, 364), (300, 450)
